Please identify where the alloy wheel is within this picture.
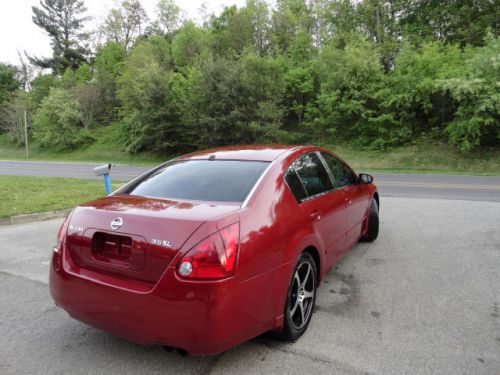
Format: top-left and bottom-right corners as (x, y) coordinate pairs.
(289, 261), (315, 330)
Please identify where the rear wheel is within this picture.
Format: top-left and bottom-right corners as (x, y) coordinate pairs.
(280, 252), (317, 341)
(360, 198), (379, 242)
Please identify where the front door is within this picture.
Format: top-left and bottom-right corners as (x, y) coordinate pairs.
(319, 152), (369, 249)
(343, 184), (371, 246)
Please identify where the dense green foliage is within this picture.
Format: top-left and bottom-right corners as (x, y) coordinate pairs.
(0, 0), (499, 154)
(33, 88), (92, 149)
(0, 63), (19, 106)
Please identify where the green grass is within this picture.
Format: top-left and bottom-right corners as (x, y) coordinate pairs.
(0, 132), (164, 165)
(326, 142), (500, 175)
(1, 134), (499, 175)
(0, 176), (119, 218)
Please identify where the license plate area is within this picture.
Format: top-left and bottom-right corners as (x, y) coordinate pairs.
(88, 231), (145, 271)
(92, 232), (132, 262)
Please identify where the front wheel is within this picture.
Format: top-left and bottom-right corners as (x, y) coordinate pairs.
(279, 252), (317, 341)
(360, 198), (379, 242)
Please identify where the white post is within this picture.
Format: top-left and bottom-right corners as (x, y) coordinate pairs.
(24, 110), (29, 158)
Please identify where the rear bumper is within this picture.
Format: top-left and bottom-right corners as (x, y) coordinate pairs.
(50, 244), (281, 355)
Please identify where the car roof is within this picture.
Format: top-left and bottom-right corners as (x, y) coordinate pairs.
(177, 144), (308, 162)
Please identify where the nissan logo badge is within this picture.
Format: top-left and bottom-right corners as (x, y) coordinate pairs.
(110, 217), (123, 230)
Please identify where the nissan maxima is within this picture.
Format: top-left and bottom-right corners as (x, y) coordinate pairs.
(50, 145), (379, 354)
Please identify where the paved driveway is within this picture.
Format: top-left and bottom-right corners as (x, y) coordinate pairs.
(0, 197), (499, 374)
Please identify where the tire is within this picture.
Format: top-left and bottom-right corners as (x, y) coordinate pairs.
(279, 252), (317, 341)
(360, 198), (379, 242)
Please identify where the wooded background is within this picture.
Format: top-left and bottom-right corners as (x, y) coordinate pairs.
(0, 0), (498, 155)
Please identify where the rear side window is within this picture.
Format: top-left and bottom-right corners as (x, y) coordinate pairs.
(320, 152), (357, 188)
(290, 153), (333, 197)
(126, 160), (269, 203)
(284, 167), (308, 203)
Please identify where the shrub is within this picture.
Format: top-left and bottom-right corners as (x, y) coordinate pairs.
(33, 88), (92, 150)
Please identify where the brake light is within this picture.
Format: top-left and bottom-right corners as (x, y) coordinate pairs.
(54, 218), (69, 253)
(177, 222), (239, 280)
(53, 216), (70, 271)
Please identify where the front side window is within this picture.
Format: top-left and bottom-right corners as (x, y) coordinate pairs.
(290, 153), (334, 198)
(320, 152), (357, 188)
(126, 160), (270, 203)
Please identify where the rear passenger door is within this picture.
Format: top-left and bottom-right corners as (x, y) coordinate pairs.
(284, 152), (348, 270)
(320, 152), (370, 247)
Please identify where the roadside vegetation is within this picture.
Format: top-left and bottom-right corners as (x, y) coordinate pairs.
(0, 0), (498, 170)
(0, 176), (116, 219)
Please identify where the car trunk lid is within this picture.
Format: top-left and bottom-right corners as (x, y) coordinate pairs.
(65, 195), (240, 284)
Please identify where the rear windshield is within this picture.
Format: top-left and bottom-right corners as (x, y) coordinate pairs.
(126, 160), (270, 203)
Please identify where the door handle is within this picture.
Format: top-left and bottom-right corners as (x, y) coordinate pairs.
(344, 197), (352, 205)
(310, 211), (322, 221)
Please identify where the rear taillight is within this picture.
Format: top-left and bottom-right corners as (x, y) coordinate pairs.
(54, 215), (70, 254)
(177, 222), (239, 280)
(53, 217), (70, 271)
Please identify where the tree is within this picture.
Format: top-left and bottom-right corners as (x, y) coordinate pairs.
(73, 83), (101, 129)
(93, 42), (127, 123)
(33, 88), (91, 149)
(60, 63), (92, 87)
(31, 0), (90, 73)
(172, 22), (213, 66)
(244, 0), (271, 55)
(95, 42), (127, 77)
(399, 0), (499, 46)
(184, 53), (286, 147)
(271, 0), (313, 52)
(284, 66), (314, 126)
(437, 33), (500, 151)
(0, 91), (30, 145)
(386, 40), (462, 140)
(100, 0), (149, 54)
(118, 39), (189, 153)
(61, 67), (77, 88)
(356, 0), (402, 69)
(0, 63), (19, 106)
(309, 0), (356, 47)
(17, 52), (35, 91)
(308, 35), (388, 146)
(29, 74), (59, 108)
(155, 0), (183, 34)
(210, 6), (254, 57)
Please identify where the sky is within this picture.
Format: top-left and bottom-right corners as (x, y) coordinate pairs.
(0, 0), (246, 66)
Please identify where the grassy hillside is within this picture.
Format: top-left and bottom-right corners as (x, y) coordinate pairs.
(330, 142), (500, 175)
(0, 133), (164, 165)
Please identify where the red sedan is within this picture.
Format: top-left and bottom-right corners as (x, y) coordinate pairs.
(50, 145), (379, 355)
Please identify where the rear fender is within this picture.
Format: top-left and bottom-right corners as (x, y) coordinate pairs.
(274, 228), (322, 313)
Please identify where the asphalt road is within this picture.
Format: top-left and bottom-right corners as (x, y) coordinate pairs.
(1, 197), (499, 374)
(1, 160), (500, 202)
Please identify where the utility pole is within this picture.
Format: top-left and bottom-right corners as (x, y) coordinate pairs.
(24, 110), (29, 158)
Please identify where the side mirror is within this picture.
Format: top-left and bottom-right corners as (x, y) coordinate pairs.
(359, 173), (373, 184)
